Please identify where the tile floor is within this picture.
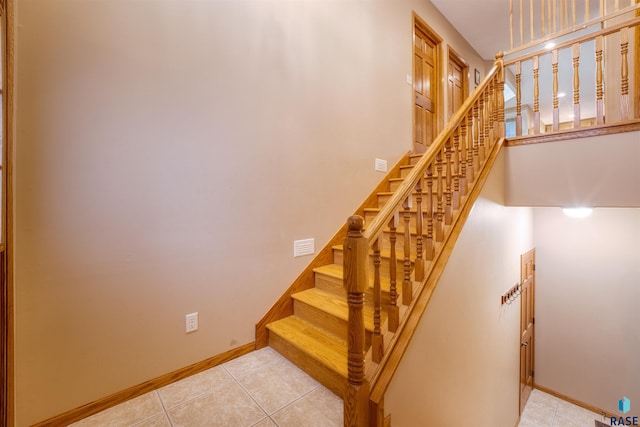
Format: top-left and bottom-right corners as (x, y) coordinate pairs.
(71, 348), (609, 427)
(518, 388), (608, 427)
(69, 347), (342, 427)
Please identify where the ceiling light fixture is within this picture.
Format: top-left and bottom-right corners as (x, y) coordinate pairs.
(562, 207), (593, 218)
(545, 42), (556, 50)
(558, 92), (566, 98)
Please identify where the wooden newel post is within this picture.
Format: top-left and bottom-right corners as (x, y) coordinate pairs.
(343, 215), (370, 427)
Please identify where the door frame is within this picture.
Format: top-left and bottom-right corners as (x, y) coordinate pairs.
(446, 45), (469, 121)
(0, 0), (14, 425)
(519, 248), (536, 414)
(412, 12), (444, 153)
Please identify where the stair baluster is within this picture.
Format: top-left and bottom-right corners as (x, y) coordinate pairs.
(387, 216), (399, 332)
(444, 139), (453, 225)
(516, 61), (523, 135)
(472, 101), (480, 173)
(478, 96), (485, 163)
(435, 152), (445, 242)
(414, 178), (424, 282)
(424, 166), (435, 261)
(595, 35), (604, 124)
(459, 117), (468, 196)
(572, 43), (581, 128)
(466, 112), (475, 184)
(552, 48), (559, 131)
(620, 26), (629, 120)
(372, 239), (383, 363)
(452, 129), (461, 210)
(402, 198), (413, 305)
(533, 55), (540, 133)
(483, 88), (490, 160)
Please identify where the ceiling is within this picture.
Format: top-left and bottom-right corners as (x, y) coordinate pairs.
(431, 0), (511, 60)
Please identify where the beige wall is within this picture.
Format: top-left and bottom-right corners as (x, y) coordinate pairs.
(385, 153), (535, 426)
(533, 207), (640, 415)
(14, 0), (486, 424)
(504, 131), (640, 207)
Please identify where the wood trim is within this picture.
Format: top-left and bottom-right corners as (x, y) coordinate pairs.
(505, 2), (640, 57)
(32, 342), (255, 426)
(447, 45), (470, 119)
(255, 152), (413, 348)
(412, 12), (445, 145)
(504, 119), (640, 146)
(534, 383), (615, 419)
(504, 15), (640, 66)
(364, 63), (500, 245)
(368, 136), (506, 404)
(1, 0), (14, 425)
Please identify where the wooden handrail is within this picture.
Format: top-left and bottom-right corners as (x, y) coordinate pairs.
(504, 15), (640, 66)
(363, 61), (501, 246)
(343, 54), (506, 426)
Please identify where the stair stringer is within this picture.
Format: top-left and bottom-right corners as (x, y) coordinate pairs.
(367, 136), (507, 418)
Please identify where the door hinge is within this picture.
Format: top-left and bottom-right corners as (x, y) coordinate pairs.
(533, 317), (535, 325)
(533, 263), (536, 271)
(532, 370), (535, 377)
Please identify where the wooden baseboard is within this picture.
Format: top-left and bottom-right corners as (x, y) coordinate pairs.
(534, 383), (616, 419)
(32, 342), (255, 426)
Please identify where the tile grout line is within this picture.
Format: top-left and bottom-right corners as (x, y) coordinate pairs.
(224, 356), (324, 421)
(154, 389), (175, 427)
(222, 364), (271, 423)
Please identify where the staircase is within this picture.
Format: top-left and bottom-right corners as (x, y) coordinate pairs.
(254, 5), (640, 425)
(256, 54), (508, 426)
(265, 154), (424, 399)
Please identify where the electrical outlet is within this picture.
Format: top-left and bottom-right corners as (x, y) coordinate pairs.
(185, 312), (198, 333)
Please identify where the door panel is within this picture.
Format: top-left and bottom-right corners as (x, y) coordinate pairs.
(413, 25), (438, 151)
(447, 49), (468, 121)
(520, 249), (535, 413)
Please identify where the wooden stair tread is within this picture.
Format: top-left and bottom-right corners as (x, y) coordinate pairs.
(332, 245), (414, 265)
(313, 264), (402, 294)
(292, 288), (383, 331)
(267, 316), (348, 378)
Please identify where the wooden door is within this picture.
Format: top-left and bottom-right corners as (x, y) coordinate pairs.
(447, 48), (468, 120)
(413, 17), (440, 153)
(519, 249), (535, 413)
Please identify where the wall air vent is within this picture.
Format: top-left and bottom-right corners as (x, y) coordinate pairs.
(375, 158), (388, 172)
(293, 238), (315, 257)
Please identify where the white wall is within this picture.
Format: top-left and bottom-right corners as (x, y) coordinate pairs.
(385, 152), (535, 426)
(505, 131), (640, 207)
(534, 207), (640, 414)
(14, 0), (486, 424)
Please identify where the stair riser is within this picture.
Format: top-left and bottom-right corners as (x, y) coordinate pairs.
(314, 272), (392, 307)
(377, 193), (447, 210)
(365, 206), (453, 228)
(293, 299), (372, 348)
(379, 231), (419, 254)
(269, 333), (346, 399)
(389, 177), (459, 192)
(409, 155), (422, 166)
(399, 166), (455, 179)
(333, 249), (412, 279)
